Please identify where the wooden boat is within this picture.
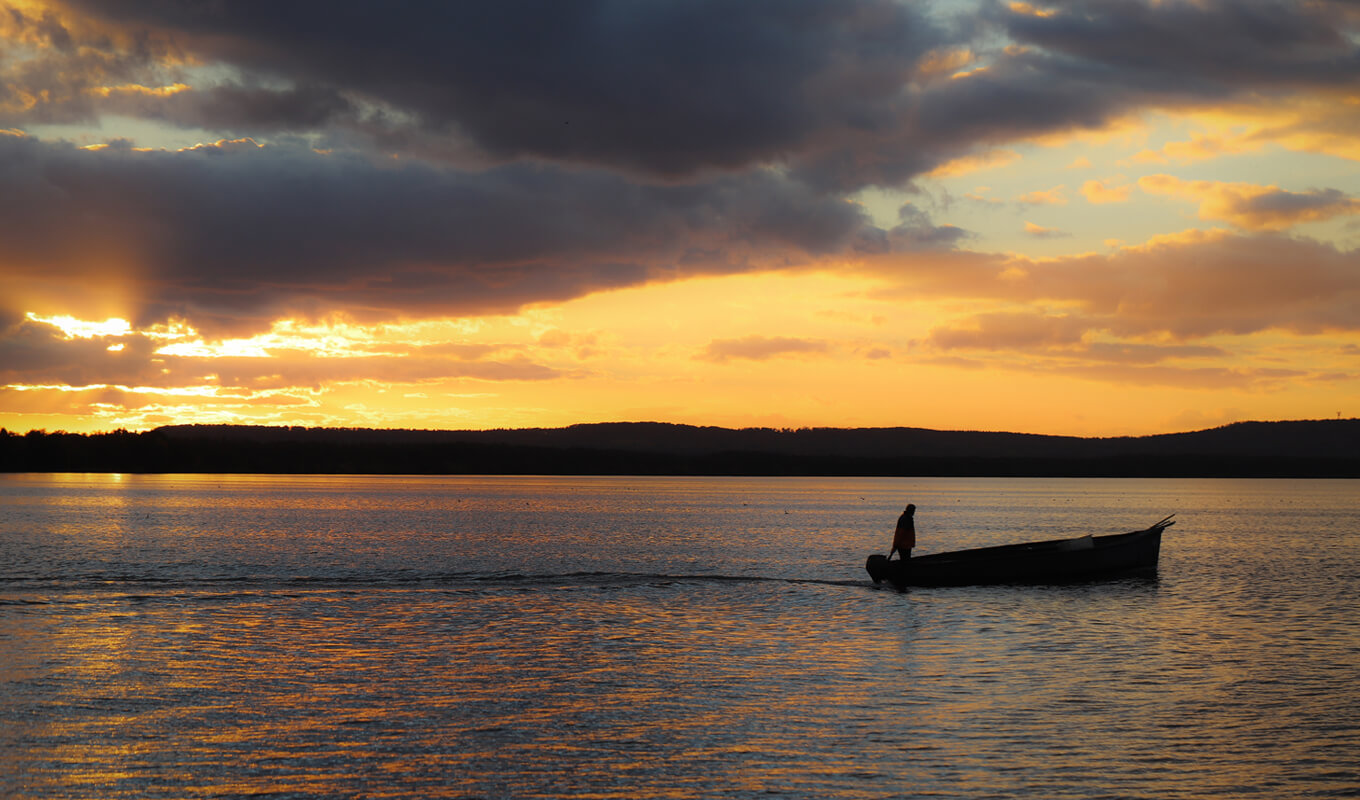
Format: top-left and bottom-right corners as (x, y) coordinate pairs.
(866, 515), (1174, 588)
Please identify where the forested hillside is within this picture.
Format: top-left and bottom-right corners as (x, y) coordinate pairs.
(3, 419), (1357, 476)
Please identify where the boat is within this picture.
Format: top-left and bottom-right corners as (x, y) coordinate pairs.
(865, 515), (1174, 588)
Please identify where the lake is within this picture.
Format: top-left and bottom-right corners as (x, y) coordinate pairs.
(2, 474), (1358, 798)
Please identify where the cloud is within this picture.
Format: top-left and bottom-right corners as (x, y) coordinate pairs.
(1131, 131), (1263, 165)
(698, 336), (830, 363)
(0, 313), (567, 391)
(919, 309), (1321, 390)
(1023, 221), (1071, 238)
(1138, 175), (1360, 230)
(1017, 185), (1068, 206)
(928, 310), (1230, 364)
(963, 188), (1005, 207)
(3, 0), (1350, 192)
(856, 204), (971, 253)
(1082, 179), (1133, 204)
(997, 0), (1359, 92)
(0, 6), (178, 126)
(108, 82), (359, 133)
(0, 134), (876, 334)
(928, 312), (1088, 350)
(30, 0), (942, 180)
(1037, 363), (1311, 391)
(1251, 93), (1360, 162)
(926, 148), (1021, 178)
(864, 228), (1360, 340)
(0, 314), (164, 388)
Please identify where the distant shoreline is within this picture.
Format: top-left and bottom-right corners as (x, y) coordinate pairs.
(3, 420), (1357, 478)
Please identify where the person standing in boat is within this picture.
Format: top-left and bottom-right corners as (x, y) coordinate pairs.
(890, 503), (916, 560)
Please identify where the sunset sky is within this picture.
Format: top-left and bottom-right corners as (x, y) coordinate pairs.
(2, 0), (1358, 437)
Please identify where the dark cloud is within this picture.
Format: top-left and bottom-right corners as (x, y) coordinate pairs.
(999, 0), (1360, 92)
(52, 0), (939, 178)
(111, 83), (357, 133)
(853, 204), (971, 253)
(0, 133), (875, 333)
(799, 0), (1360, 189)
(0, 316), (163, 387)
(0, 3), (175, 126)
(1233, 186), (1359, 228)
(6, 0), (1355, 191)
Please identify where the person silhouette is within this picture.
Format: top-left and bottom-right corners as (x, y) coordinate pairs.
(889, 503), (916, 560)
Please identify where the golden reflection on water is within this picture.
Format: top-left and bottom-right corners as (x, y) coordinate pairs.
(7, 583), (924, 798)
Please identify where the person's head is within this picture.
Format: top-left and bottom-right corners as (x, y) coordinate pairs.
(905, 503), (916, 515)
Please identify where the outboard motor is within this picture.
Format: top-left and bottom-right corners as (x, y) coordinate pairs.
(865, 553), (890, 584)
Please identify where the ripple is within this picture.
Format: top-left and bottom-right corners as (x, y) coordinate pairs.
(4, 475), (1359, 799)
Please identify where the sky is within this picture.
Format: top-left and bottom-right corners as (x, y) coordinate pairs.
(1, 0), (1358, 437)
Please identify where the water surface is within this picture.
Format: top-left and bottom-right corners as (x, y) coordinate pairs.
(2, 475), (1357, 798)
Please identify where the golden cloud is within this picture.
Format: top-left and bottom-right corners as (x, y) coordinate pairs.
(926, 148), (1021, 178)
(1082, 179), (1133, 204)
(861, 227), (1360, 340)
(915, 48), (976, 80)
(1138, 174), (1360, 231)
(87, 82), (192, 99)
(1132, 131), (1262, 165)
(1017, 185), (1068, 206)
(1024, 221), (1070, 238)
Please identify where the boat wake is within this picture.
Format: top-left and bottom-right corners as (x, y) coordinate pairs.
(0, 569), (869, 604)
(485, 570), (867, 589)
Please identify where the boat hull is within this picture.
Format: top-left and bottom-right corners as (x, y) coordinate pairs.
(866, 519), (1170, 588)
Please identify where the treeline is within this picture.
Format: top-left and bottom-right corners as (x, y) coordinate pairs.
(3, 425), (1358, 477)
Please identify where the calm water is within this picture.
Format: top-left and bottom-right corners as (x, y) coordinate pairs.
(1, 474), (1357, 799)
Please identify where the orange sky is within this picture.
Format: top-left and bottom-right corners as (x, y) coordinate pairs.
(2, 1), (1358, 436)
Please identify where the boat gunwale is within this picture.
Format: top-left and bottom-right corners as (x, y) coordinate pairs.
(910, 527), (1149, 565)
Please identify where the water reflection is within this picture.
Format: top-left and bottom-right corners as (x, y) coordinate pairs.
(2, 475), (1358, 798)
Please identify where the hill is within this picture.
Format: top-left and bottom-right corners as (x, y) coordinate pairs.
(3, 419), (1358, 476)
